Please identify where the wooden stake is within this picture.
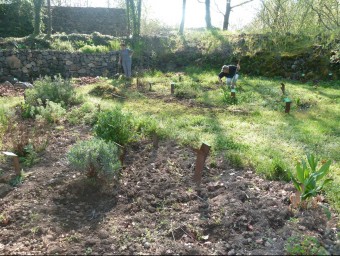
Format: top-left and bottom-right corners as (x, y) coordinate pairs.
(285, 101), (292, 113)
(193, 143), (211, 185)
(152, 132), (158, 149)
(171, 83), (175, 94)
(281, 83), (285, 95)
(119, 148), (126, 167)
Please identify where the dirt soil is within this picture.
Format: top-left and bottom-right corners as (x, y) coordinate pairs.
(0, 81), (339, 255)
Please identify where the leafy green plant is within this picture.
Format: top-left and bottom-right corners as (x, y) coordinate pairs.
(19, 143), (39, 167)
(108, 39), (121, 51)
(221, 86), (238, 104)
(67, 137), (121, 179)
(85, 247), (93, 255)
(50, 39), (75, 52)
(94, 107), (136, 146)
(287, 154), (332, 201)
(284, 235), (328, 255)
(35, 100), (67, 124)
(19, 102), (36, 119)
(25, 75), (81, 108)
(9, 172), (25, 187)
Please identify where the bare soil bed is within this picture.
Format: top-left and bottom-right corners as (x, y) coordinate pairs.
(0, 81), (339, 255)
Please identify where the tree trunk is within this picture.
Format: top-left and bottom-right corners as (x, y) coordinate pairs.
(136, 0), (142, 37)
(179, 0), (186, 35)
(46, 0), (52, 38)
(223, 0), (231, 30)
(125, 0), (131, 35)
(205, 0), (212, 29)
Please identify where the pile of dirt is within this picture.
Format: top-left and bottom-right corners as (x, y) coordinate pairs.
(0, 120), (339, 255)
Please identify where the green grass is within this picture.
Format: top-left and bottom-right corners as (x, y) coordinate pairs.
(77, 70), (340, 212)
(1, 71), (339, 213)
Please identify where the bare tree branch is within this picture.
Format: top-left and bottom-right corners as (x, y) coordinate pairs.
(231, 0), (254, 9)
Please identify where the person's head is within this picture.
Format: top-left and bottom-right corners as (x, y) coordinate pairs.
(221, 65), (229, 73)
(120, 42), (126, 48)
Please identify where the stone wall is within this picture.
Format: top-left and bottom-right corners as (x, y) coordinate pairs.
(49, 7), (127, 36)
(0, 50), (120, 82)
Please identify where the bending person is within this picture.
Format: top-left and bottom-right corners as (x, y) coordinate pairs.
(218, 63), (240, 89)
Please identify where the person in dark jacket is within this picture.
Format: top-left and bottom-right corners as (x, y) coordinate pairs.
(218, 63), (240, 89)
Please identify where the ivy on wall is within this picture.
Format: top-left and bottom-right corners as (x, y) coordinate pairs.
(0, 1), (34, 37)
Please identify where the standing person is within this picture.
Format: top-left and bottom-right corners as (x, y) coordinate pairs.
(218, 63), (240, 89)
(118, 42), (133, 79)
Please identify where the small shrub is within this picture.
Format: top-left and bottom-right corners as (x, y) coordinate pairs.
(284, 235), (328, 255)
(4, 122), (30, 157)
(9, 173), (25, 187)
(20, 143), (39, 167)
(94, 107), (136, 146)
(19, 102), (36, 119)
(35, 100), (67, 124)
(67, 138), (121, 179)
(50, 39), (75, 52)
(25, 75), (81, 108)
(2, 122), (48, 160)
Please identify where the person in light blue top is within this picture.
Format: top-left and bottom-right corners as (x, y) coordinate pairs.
(118, 42), (133, 78)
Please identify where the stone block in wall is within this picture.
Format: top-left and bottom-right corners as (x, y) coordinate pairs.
(22, 67), (29, 73)
(6, 56), (21, 69)
(70, 65), (78, 71)
(78, 68), (87, 74)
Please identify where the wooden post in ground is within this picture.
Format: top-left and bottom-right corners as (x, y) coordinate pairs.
(193, 143), (211, 185)
(285, 101), (292, 113)
(284, 98), (292, 113)
(171, 83), (175, 95)
(152, 132), (158, 149)
(281, 83), (285, 95)
(119, 148), (126, 167)
(231, 88), (236, 98)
